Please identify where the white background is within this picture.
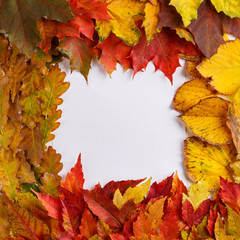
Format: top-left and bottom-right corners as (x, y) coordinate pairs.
(51, 59), (191, 189)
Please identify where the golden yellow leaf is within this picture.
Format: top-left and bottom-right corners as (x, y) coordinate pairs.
(226, 205), (240, 239)
(184, 137), (236, 190)
(0, 149), (19, 199)
(215, 214), (235, 240)
(179, 97), (232, 145)
(230, 161), (240, 184)
(96, 0), (144, 46)
(169, 0), (204, 27)
(185, 58), (204, 79)
(227, 88), (240, 158)
(0, 121), (16, 150)
(174, 28), (195, 44)
(145, 197), (166, 230)
(0, 196), (10, 237)
(198, 40), (240, 95)
(172, 79), (217, 113)
(0, 80), (10, 133)
(113, 178), (151, 209)
(142, 0), (160, 42)
(182, 181), (209, 210)
(210, 0), (240, 18)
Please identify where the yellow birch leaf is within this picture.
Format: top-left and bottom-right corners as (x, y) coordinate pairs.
(226, 205), (240, 239)
(215, 214), (235, 240)
(174, 28), (195, 44)
(142, 0), (160, 42)
(179, 97), (232, 145)
(227, 88), (240, 158)
(182, 181), (209, 210)
(95, 0), (144, 46)
(210, 0), (240, 18)
(169, 0), (204, 27)
(230, 161), (240, 184)
(146, 197), (166, 230)
(40, 64), (69, 117)
(39, 172), (60, 197)
(0, 149), (19, 199)
(113, 178), (151, 209)
(19, 127), (44, 166)
(19, 92), (41, 129)
(198, 40), (240, 95)
(172, 79), (217, 113)
(184, 137), (236, 190)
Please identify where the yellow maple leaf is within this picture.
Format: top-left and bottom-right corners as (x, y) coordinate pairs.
(198, 40), (240, 95)
(184, 137), (236, 190)
(179, 97), (232, 145)
(142, 0), (160, 42)
(210, 0), (240, 18)
(169, 0), (204, 27)
(96, 0), (144, 46)
(227, 88), (240, 158)
(215, 214), (235, 240)
(172, 78), (217, 113)
(182, 181), (209, 210)
(113, 178), (151, 209)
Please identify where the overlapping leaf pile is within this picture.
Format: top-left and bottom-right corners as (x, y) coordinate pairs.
(1, 0), (240, 239)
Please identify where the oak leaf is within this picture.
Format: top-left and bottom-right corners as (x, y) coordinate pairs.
(198, 40), (240, 95)
(172, 78), (217, 113)
(19, 127), (44, 166)
(179, 97), (232, 145)
(170, 0), (204, 27)
(95, 0), (144, 46)
(184, 137), (236, 190)
(113, 178), (151, 210)
(0, 0), (73, 56)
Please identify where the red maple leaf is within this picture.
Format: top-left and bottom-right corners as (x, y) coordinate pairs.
(129, 28), (202, 83)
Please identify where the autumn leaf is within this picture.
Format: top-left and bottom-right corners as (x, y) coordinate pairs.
(219, 178), (240, 214)
(129, 27), (201, 82)
(97, 33), (132, 75)
(184, 137), (236, 190)
(113, 178), (151, 210)
(143, 0), (161, 42)
(158, 0), (183, 28)
(40, 146), (63, 180)
(179, 97), (232, 145)
(0, 0), (73, 56)
(226, 205), (240, 239)
(198, 40), (240, 95)
(19, 127), (44, 166)
(58, 37), (95, 79)
(183, 181), (210, 210)
(230, 161), (240, 184)
(170, 0), (204, 27)
(40, 64), (69, 117)
(227, 88), (240, 158)
(61, 154), (84, 195)
(187, 0), (224, 58)
(174, 28), (195, 44)
(172, 78), (217, 113)
(79, 209), (97, 239)
(82, 189), (123, 229)
(211, 0), (240, 18)
(214, 214), (234, 240)
(0, 81), (10, 133)
(185, 57), (204, 79)
(95, 0), (144, 46)
(40, 172), (60, 197)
